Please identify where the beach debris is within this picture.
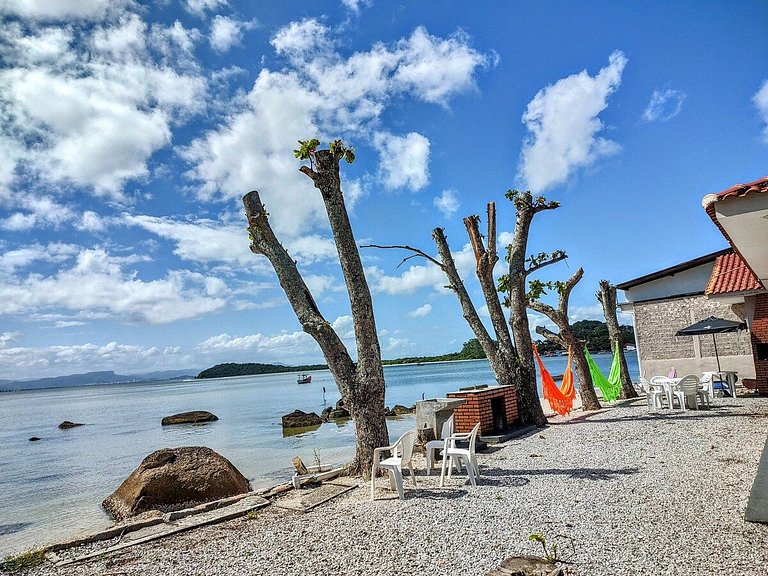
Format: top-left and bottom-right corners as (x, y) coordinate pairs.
(485, 555), (562, 576)
(281, 409), (322, 428)
(58, 421), (84, 429)
(292, 456), (309, 475)
(102, 446), (250, 521)
(161, 410), (218, 426)
(28, 436), (41, 442)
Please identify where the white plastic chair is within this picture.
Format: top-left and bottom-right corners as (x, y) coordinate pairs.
(439, 422), (481, 487)
(640, 377), (665, 411)
(650, 376), (671, 410)
(370, 429), (417, 500)
(696, 376), (712, 408)
(425, 415), (454, 475)
(674, 375), (701, 411)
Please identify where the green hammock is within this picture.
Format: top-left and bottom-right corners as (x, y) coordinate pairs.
(584, 344), (622, 402)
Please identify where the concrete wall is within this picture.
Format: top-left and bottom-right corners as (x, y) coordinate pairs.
(632, 294), (755, 379)
(623, 263), (716, 303)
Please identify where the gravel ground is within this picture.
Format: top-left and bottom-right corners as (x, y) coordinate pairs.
(13, 396), (768, 576)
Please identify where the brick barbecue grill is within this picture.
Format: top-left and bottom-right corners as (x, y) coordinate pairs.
(447, 385), (518, 435)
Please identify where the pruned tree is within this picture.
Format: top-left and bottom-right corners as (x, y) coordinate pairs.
(528, 268), (602, 411)
(597, 279), (638, 399)
(366, 193), (568, 428)
(499, 191), (568, 423)
(243, 140), (387, 478)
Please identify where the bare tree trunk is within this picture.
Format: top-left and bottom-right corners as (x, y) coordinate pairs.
(464, 205), (545, 426)
(597, 280), (638, 399)
(244, 146), (388, 478)
(506, 192), (565, 427)
(528, 268), (602, 411)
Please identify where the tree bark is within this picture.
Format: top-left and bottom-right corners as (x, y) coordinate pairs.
(597, 279), (638, 399)
(528, 268), (602, 411)
(244, 147), (389, 478)
(507, 192), (564, 427)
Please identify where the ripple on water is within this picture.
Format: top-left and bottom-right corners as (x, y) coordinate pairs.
(0, 523), (31, 536)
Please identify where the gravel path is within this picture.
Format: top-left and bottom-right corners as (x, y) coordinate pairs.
(16, 396), (768, 576)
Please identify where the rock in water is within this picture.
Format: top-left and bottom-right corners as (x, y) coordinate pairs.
(58, 421), (84, 429)
(102, 446), (249, 521)
(281, 409), (322, 428)
(161, 411), (218, 426)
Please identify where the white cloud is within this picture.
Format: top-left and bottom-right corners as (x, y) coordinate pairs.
(518, 50), (627, 192)
(270, 18), (333, 60)
(0, 196), (76, 231)
(185, 0), (228, 17)
(0, 242), (79, 274)
(434, 189), (460, 218)
(0, 0), (119, 20)
(1, 13), (207, 200)
(0, 340), (196, 381)
(642, 89), (686, 122)
(365, 243), (476, 296)
(384, 337), (412, 352)
(0, 247), (228, 323)
(372, 131), (431, 191)
(754, 80), (768, 143)
(123, 214), (257, 266)
(406, 303), (432, 318)
(568, 304), (604, 323)
(341, 0), (370, 13)
(210, 15), (257, 53)
(393, 27), (489, 106)
(0, 331), (21, 348)
(184, 21), (488, 236)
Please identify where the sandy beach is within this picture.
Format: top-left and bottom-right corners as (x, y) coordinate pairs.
(13, 395), (768, 576)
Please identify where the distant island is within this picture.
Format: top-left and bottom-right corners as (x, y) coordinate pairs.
(2, 321), (635, 390)
(0, 369), (198, 392)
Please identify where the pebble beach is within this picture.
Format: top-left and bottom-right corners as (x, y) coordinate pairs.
(14, 396), (768, 576)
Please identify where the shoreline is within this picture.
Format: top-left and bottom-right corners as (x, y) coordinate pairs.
(18, 394), (768, 575)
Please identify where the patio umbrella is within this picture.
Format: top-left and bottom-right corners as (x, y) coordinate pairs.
(676, 316), (747, 372)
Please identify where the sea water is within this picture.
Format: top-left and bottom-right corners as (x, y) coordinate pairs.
(0, 354), (637, 556)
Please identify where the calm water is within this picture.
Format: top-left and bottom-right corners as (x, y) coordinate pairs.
(0, 354), (637, 555)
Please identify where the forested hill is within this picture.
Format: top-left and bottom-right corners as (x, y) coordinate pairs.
(196, 363), (328, 379)
(535, 320), (635, 353)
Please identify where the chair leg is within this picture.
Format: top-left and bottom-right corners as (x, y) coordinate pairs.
(408, 462), (417, 486)
(393, 470), (405, 499)
(370, 464), (377, 500)
(426, 448), (434, 475)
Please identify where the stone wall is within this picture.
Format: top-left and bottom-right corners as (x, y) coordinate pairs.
(633, 294), (754, 378)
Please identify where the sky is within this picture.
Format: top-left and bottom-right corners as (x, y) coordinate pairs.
(1, 1), (767, 381)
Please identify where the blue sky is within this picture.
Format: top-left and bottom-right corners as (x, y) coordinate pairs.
(1, 0), (766, 380)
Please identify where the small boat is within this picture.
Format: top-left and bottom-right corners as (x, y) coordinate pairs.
(297, 374), (312, 384)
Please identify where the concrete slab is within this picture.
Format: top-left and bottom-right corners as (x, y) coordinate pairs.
(273, 481), (357, 512)
(57, 494), (269, 566)
(745, 432), (768, 523)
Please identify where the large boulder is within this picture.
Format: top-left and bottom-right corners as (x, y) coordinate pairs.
(102, 446), (249, 521)
(281, 409), (322, 428)
(161, 411), (218, 426)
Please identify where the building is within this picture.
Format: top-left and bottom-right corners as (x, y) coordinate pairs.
(617, 249), (756, 379)
(702, 177), (768, 393)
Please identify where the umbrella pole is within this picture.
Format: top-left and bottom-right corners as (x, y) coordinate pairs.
(712, 333), (721, 372)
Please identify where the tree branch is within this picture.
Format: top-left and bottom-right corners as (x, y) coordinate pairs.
(525, 251), (567, 277)
(558, 267), (584, 318)
(535, 325), (566, 348)
(299, 164), (318, 181)
(361, 243), (443, 269)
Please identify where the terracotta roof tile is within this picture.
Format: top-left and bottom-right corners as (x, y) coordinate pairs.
(705, 251), (762, 296)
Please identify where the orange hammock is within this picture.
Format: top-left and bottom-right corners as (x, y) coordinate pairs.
(533, 344), (576, 416)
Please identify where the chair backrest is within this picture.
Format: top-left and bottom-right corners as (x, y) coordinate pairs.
(678, 375), (700, 395)
(439, 415), (454, 440)
(650, 376), (667, 387)
(467, 422), (481, 456)
(700, 373), (713, 383)
(397, 429), (417, 464)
